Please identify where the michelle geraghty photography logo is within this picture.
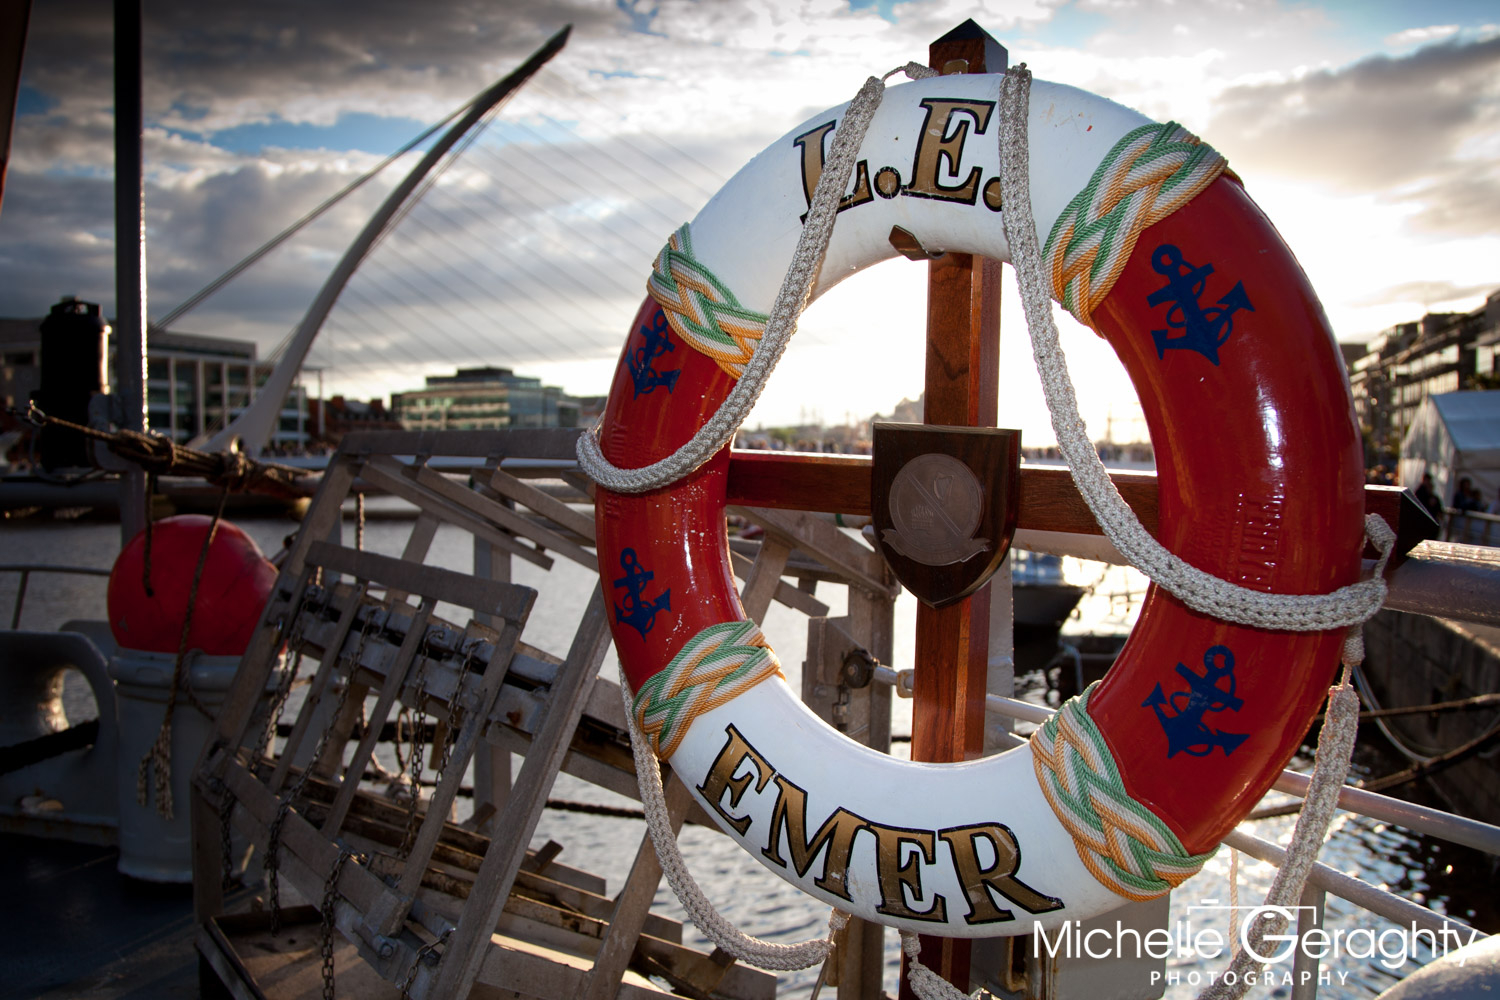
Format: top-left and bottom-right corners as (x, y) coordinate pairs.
(1032, 899), (1482, 988)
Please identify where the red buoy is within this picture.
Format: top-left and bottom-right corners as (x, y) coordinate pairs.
(108, 515), (277, 656)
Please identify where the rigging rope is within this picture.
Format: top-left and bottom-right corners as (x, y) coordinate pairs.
(14, 404), (316, 499)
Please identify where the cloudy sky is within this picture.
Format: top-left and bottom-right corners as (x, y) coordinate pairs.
(2, 0), (1497, 444)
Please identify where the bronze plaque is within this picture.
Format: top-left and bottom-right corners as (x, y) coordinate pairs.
(871, 422), (1021, 608)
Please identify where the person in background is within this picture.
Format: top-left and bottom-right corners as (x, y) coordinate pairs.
(1453, 477), (1479, 512)
(1415, 473), (1444, 521)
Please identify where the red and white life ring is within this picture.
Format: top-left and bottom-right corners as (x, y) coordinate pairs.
(589, 73), (1364, 936)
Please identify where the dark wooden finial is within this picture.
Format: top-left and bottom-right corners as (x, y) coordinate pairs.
(930, 19), (1008, 74)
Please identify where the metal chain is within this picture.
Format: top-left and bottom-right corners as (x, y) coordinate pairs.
(218, 779), (237, 890)
(392, 706), (411, 775)
(253, 615), (307, 762)
(399, 636), (438, 858)
(320, 847), (364, 1000)
(399, 928), (453, 1000)
(429, 642), (480, 793)
(200, 773), (239, 890)
(267, 611), (377, 935)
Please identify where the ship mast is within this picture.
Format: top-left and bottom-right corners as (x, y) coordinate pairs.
(115, 0), (149, 542)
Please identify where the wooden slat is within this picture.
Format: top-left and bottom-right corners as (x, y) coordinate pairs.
(357, 459), (554, 572)
(582, 774), (695, 1000)
(307, 542), (536, 618)
(733, 506), (896, 597)
(197, 922), (272, 1000)
(340, 427), (584, 461)
(269, 583), (368, 792)
(213, 565), (315, 753)
(487, 466), (597, 542)
(728, 453), (1425, 555)
(218, 754), (395, 920)
(728, 549), (831, 617)
(407, 461), (597, 569)
(432, 589), (615, 998)
(738, 536), (793, 624)
(322, 601), (434, 837)
(385, 615), (530, 932)
(191, 779), (227, 924)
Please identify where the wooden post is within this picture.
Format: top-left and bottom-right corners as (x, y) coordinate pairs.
(904, 19), (1007, 999)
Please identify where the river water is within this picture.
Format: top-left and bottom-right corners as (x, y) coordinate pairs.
(3, 506), (1495, 999)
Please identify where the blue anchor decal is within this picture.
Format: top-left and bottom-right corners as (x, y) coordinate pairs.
(1141, 645), (1249, 758)
(612, 548), (671, 639)
(1145, 243), (1253, 366)
(626, 311), (680, 398)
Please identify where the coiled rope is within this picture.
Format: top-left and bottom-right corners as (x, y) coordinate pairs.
(647, 224), (770, 379)
(631, 620), (784, 760)
(1043, 121), (1228, 329)
(1031, 684), (1219, 901)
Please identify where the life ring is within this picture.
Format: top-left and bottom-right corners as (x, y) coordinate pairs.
(589, 72), (1363, 936)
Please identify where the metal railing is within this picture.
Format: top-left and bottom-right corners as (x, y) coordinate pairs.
(1, 564), (112, 630)
(884, 529), (1500, 996)
(979, 688), (1497, 995)
(1442, 506), (1500, 547)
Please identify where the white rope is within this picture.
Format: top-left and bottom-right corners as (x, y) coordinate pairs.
(578, 62), (938, 494)
(1227, 846), (1241, 962)
(618, 666), (850, 970)
(599, 63), (1397, 1000)
(995, 65), (1390, 632)
(901, 931), (994, 1000)
(1195, 662), (1362, 1000)
(992, 63), (1392, 1000)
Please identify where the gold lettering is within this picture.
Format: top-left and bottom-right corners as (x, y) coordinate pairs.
(762, 775), (867, 901)
(697, 725), (773, 836)
(872, 824), (948, 923)
(938, 823), (1064, 924)
(907, 99), (995, 205)
(792, 120), (873, 215)
(794, 121), (837, 207)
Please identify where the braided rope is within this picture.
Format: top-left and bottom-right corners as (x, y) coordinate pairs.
(577, 61), (939, 494)
(649, 225), (769, 378)
(1196, 662), (1362, 1000)
(900, 931), (990, 1000)
(632, 620), (784, 760)
(1043, 122), (1227, 329)
(619, 665), (850, 970)
(996, 66), (1399, 951)
(1031, 684), (1217, 900)
(135, 485), (230, 821)
(998, 66), (1393, 633)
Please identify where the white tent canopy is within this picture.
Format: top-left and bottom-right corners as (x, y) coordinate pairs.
(1400, 391), (1500, 509)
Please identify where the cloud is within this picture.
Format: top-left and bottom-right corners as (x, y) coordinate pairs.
(1385, 24), (1460, 49)
(21, 0), (620, 131)
(5, 0), (1498, 427)
(1207, 34), (1500, 187)
(1354, 278), (1498, 311)
(1202, 33), (1500, 249)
